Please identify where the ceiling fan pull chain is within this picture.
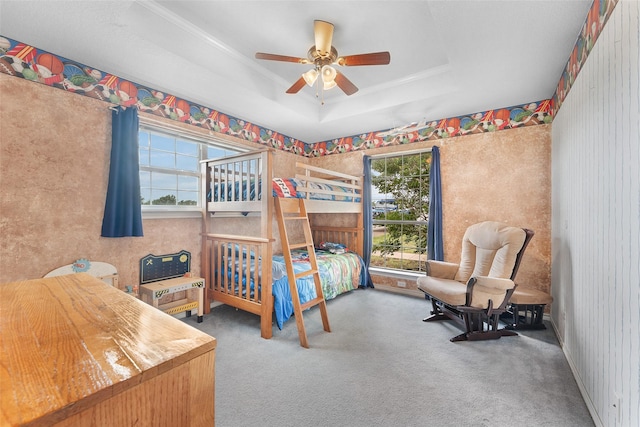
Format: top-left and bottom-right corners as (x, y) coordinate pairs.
(315, 77), (322, 104)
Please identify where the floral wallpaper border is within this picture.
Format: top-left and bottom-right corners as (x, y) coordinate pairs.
(552, 0), (618, 115)
(0, 0), (613, 157)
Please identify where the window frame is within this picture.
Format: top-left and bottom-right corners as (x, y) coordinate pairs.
(138, 118), (245, 219)
(368, 148), (432, 273)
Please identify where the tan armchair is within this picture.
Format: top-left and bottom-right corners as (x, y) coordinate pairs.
(417, 221), (534, 342)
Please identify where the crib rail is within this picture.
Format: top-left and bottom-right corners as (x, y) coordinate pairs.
(201, 149), (272, 213)
(201, 232), (274, 339)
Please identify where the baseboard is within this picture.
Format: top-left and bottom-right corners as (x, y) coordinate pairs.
(550, 318), (603, 427)
(372, 283), (424, 298)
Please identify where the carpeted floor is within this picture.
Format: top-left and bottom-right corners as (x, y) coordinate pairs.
(183, 288), (594, 427)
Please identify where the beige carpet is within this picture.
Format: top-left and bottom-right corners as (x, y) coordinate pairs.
(184, 288), (594, 427)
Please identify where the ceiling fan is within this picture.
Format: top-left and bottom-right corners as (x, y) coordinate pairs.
(255, 20), (390, 97)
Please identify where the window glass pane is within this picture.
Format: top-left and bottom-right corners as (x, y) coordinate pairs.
(138, 131), (150, 148)
(150, 133), (174, 151)
(151, 171), (177, 189)
(139, 147), (149, 166)
(178, 175), (198, 191)
(140, 187), (151, 205)
(150, 151), (175, 168)
(150, 189), (177, 205)
(176, 154), (198, 171)
(139, 170), (150, 187)
(176, 139), (198, 156)
(177, 191), (198, 206)
(207, 146), (228, 159)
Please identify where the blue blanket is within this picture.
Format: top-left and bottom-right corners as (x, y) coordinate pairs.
(271, 250), (365, 329)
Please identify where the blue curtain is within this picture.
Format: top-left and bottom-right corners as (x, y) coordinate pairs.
(361, 155), (374, 288)
(427, 146), (443, 260)
(101, 108), (143, 237)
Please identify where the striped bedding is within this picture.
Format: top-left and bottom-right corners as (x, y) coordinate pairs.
(210, 178), (361, 202)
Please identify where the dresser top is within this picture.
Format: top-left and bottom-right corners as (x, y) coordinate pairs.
(0, 273), (216, 426)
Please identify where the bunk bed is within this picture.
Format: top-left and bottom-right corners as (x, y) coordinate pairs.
(200, 149), (366, 346)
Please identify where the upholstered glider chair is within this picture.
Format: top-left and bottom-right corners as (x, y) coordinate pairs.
(417, 221), (534, 342)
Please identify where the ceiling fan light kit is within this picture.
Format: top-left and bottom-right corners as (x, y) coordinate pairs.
(255, 19), (390, 103)
(323, 79), (337, 91)
(321, 65), (337, 84)
(302, 68), (319, 87)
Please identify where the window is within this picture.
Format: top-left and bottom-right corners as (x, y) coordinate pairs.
(370, 150), (431, 272)
(138, 124), (240, 214)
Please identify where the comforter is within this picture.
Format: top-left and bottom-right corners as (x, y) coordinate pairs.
(220, 246), (365, 329)
(271, 249), (365, 329)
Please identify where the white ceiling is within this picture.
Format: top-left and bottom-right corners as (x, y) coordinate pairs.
(0, 0), (593, 143)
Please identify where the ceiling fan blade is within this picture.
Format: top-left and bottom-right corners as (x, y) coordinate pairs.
(286, 76), (307, 94)
(255, 52), (310, 64)
(314, 20), (334, 57)
(337, 51), (391, 66)
(334, 71), (358, 96)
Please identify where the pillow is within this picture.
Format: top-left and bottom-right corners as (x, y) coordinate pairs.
(318, 242), (347, 254)
(272, 178), (298, 198)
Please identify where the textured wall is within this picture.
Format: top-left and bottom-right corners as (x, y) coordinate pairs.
(0, 71), (550, 299)
(0, 74), (203, 288)
(551, 2), (640, 425)
(439, 125), (551, 293)
(316, 124), (552, 296)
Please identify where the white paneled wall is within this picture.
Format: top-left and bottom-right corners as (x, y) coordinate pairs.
(551, 2), (639, 426)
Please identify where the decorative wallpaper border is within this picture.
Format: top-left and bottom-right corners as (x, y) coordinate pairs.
(0, 36), (311, 155)
(552, 0), (618, 115)
(3, 0), (607, 161)
(308, 100), (552, 156)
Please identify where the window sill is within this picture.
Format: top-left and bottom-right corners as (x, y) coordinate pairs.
(368, 267), (424, 280)
(142, 209), (203, 220)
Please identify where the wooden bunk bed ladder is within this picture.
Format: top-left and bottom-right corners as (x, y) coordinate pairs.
(274, 197), (331, 348)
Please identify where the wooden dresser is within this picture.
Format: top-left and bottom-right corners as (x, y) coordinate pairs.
(0, 273), (216, 427)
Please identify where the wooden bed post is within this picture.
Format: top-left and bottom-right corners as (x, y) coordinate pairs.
(356, 177), (365, 257)
(260, 150), (274, 339)
(201, 160), (212, 314)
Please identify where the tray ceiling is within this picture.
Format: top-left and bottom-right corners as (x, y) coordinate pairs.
(0, 1), (593, 142)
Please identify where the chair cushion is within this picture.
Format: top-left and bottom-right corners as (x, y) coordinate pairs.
(455, 222), (526, 284)
(425, 260), (459, 279)
(417, 276), (467, 306)
(468, 276), (515, 309)
(510, 286), (553, 305)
